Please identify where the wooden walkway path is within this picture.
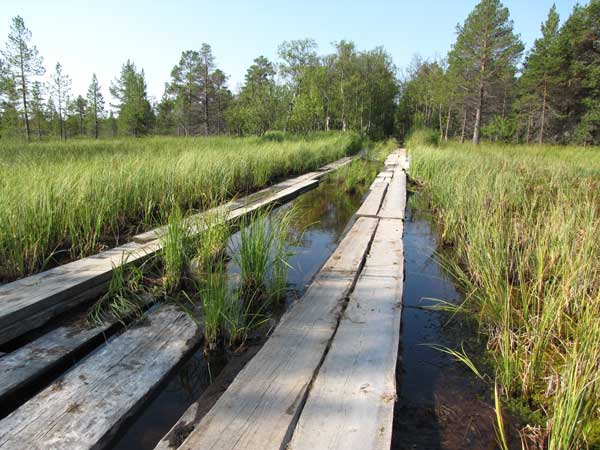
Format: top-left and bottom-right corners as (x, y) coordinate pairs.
(165, 148), (409, 450)
(0, 149), (409, 450)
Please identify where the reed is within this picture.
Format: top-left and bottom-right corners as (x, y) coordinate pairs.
(0, 132), (362, 283)
(410, 140), (600, 448)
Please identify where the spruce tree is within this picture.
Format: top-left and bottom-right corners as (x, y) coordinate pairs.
(110, 60), (154, 136)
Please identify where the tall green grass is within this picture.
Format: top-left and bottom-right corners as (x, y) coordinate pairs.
(0, 132), (362, 282)
(410, 141), (600, 448)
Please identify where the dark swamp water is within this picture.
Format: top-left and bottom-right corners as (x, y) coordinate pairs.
(109, 175), (366, 450)
(14, 170), (502, 450)
(392, 193), (501, 450)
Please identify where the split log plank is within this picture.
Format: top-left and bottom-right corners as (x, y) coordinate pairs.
(0, 304), (200, 450)
(0, 295), (155, 404)
(0, 241), (160, 346)
(356, 182), (388, 217)
(377, 170), (407, 220)
(289, 218), (404, 450)
(174, 217), (378, 450)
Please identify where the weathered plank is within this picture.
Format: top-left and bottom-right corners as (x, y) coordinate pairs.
(0, 241), (160, 346)
(356, 181), (388, 217)
(0, 304), (200, 450)
(378, 169), (407, 220)
(134, 156), (353, 244)
(174, 217), (378, 450)
(289, 218), (404, 450)
(0, 295), (155, 405)
(0, 156), (352, 346)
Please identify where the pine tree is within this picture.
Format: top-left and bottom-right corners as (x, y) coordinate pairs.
(73, 95), (87, 136)
(50, 62), (71, 140)
(199, 44), (215, 135)
(86, 73), (104, 138)
(449, 0), (523, 144)
(520, 5), (562, 144)
(29, 81), (45, 139)
(1, 16), (45, 140)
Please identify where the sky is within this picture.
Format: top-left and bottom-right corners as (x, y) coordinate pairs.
(0, 0), (581, 104)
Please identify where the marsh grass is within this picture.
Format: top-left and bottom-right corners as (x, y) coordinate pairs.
(235, 207), (297, 306)
(87, 259), (147, 326)
(330, 139), (396, 193)
(410, 141), (600, 448)
(0, 132), (362, 283)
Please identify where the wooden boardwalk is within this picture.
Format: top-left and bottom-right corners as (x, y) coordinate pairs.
(0, 149), (409, 450)
(167, 148), (408, 450)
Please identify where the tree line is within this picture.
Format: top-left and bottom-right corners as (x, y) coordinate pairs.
(398, 0), (600, 145)
(1, 1), (599, 145)
(0, 16), (397, 141)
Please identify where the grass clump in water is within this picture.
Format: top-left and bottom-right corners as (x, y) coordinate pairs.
(235, 207), (296, 306)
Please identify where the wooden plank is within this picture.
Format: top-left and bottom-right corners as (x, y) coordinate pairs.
(0, 155), (350, 346)
(174, 217), (378, 450)
(0, 241), (160, 346)
(378, 170), (406, 220)
(356, 182), (388, 217)
(0, 295), (155, 405)
(0, 304), (200, 450)
(289, 218), (404, 450)
(133, 157), (354, 244)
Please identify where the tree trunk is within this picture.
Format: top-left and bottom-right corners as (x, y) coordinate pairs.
(539, 81), (547, 145)
(444, 102), (452, 141)
(460, 107), (467, 144)
(526, 112), (532, 144)
(438, 104), (443, 140)
(19, 61), (31, 141)
(94, 104), (99, 139)
(472, 77), (484, 144)
(204, 67), (209, 136)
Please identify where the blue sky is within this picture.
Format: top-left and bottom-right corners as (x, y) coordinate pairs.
(1, 0), (580, 103)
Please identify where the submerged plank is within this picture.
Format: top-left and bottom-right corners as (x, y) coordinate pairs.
(0, 304), (200, 450)
(289, 218), (404, 450)
(174, 217), (378, 450)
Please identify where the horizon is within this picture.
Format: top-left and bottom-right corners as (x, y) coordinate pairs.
(1, 0), (580, 105)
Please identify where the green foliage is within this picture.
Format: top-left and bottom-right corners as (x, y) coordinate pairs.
(109, 60), (154, 136)
(235, 207), (295, 305)
(481, 115), (516, 142)
(406, 128), (439, 148)
(161, 207), (195, 293)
